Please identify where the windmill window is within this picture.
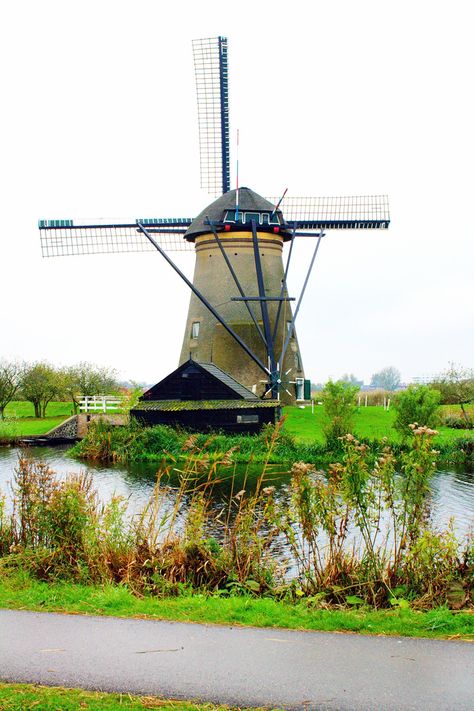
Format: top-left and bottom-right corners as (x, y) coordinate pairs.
(295, 377), (304, 401)
(237, 414), (259, 424)
(287, 320), (294, 335)
(224, 210), (243, 223)
(295, 352), (301, 370)
(191, 322), (200, 339)
(245, 212), (261, 225)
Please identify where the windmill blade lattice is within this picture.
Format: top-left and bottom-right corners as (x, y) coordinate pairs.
(38, 219), (193, 258)
(265, 195), (390, 230)
(192, 36), (230, 197)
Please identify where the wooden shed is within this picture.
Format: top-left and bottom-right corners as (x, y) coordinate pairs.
(131, 359), (280, 434)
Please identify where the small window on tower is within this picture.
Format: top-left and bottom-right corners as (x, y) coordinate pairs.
(191, 322), (200, 339)
(245, 212), (261, 225)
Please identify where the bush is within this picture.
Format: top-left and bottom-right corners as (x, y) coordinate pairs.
(393, 385), (441, 440)
(321, 380), (359, 448)
(1, 434), (472, 609)
(443, 414), (470, 430)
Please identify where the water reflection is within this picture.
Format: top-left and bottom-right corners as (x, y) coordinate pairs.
(0, 445), (472, 539)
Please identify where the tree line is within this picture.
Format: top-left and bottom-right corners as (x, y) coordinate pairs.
(0, 360), (120, 419)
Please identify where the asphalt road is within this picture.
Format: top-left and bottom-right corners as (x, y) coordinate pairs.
(0, 609), (473, 710)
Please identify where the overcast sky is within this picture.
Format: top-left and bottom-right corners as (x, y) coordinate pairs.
(1, 0), (472, 386)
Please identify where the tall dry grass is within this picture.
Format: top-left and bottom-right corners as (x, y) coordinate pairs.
(0, 424), (471, 609)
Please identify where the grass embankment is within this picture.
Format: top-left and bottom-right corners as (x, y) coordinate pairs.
(71, 406), (474, 468)
(0, 401), (73, 440)
(1, 432), (472, 620)
(0, 570), (472, 641)
(0, 682), (232, 710)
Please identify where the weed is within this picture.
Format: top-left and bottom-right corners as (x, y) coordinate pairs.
(0, 427), (472, 611)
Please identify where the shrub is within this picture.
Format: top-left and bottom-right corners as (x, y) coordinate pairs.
(1, 433), (472, 609)
(321, 380), (359, 448)
(443, 414), (470, 430)
(393, 385), (440, 440)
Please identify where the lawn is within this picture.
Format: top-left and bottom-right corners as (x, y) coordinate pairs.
(0, 416), (70, 438)
(0, 400), (72, 438)
(0, 683), (231, 710)
(282, 404), (473, 445)
(4, 401), (74, 418)
(1, 401), (472, 445)
(1, 401), (73, 437)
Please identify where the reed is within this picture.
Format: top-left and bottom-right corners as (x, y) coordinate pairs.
(0, 427), (472, 610)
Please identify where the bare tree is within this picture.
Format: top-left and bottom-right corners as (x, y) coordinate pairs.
(0, 359), (24, 418)
(431, 363), (474, 428)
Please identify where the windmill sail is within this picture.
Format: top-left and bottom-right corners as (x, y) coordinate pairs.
(38, 219), (193, 257)
(38, 193), (390, 258)
(193, 36), (230, 197)
(265, 195), (390, 230)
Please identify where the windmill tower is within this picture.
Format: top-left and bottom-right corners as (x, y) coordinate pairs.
(38, 36), (390, 404)
(179, 187), (305, 399)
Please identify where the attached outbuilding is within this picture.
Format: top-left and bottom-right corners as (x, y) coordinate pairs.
(131, 359), (280, 434)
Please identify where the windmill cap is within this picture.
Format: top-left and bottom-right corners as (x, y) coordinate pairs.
(184, 187), (290, 241)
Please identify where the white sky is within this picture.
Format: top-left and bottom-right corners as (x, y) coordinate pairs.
(1, 0), (473, 386)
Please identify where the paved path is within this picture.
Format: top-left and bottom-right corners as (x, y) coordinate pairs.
(0, 609), (473, 710)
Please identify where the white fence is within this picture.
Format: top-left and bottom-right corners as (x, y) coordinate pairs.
(79, 396), (123, 413)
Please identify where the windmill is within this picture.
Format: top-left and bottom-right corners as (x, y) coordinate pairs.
(39, 36), (390, 403)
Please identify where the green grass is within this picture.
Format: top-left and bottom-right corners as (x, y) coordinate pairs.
(4, 401), (74, 419)
(282, 405), (474, 445)
(0, 570), (472, 641)
(0, 416), (69, 438)
(0, 401), (73, 439)
(0, 683), (236, 710)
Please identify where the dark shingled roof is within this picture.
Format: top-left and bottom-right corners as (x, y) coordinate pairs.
(196, 361), (259, 400)
(185, 187), (284, 240)
(140, 359), (263, 403)
(132, 399), (278, 412)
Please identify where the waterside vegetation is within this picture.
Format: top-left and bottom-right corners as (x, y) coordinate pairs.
(1, 426), (472, 624)
(71, 407), (474, 468)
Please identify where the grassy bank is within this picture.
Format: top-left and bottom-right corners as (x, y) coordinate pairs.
(0, 570), (472, 640)
(284, 404), (474, 445)
(1, 430), (472, 616)
(0, 416), (69, 440)
(71, 409), (474, 468)
(0, 401), (73, 441)
(0, 682), (232, 710)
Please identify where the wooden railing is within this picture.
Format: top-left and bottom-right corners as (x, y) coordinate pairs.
(79, 396), (123, 413)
